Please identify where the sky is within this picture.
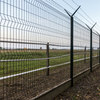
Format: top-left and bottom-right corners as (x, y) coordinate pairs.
(0, 0), (99, 49)
(55, 0), (100, 33)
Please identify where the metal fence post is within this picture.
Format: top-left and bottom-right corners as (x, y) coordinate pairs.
(90, 29), (92, 72)
(84, 46), (86, 63)
(64, 6), (80, 87)
(86, 23), (96, 72)
(46, 42), (49, 76)
(70, 16), (73, 86)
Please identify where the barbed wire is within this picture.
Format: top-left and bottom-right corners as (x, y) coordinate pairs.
(71, 0), (100, 32)
(44, 0), (100, 33)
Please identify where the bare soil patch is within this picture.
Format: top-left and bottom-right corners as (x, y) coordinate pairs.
(0, 57), (99, 100)
(54, 64), (100, 100)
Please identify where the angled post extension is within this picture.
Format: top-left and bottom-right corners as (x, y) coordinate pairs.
(86, 23), (97, 72)
(64, 6), (81, 87)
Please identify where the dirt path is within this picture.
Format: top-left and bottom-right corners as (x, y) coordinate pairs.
(54, 65), (100, 100)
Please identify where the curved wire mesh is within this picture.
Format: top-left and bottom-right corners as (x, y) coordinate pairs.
(0, 0), (99, 100)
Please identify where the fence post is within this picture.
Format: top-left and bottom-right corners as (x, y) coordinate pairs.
(84, 46), (86, 63)
(64, 6), (80, 87)
(70, 16), (74, 87)
(90, 29), (93, 72)
(46, 42), (49, 76)
(86, 23), (96, 72)
(99, 35), (100, 64)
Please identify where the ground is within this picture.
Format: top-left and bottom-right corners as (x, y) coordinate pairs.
(54, 65), (100, 100)
(0, 50), (99, 100)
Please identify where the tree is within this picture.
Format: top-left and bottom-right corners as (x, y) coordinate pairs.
(0, 46), (2, 50)
(40, 47), (42, 50)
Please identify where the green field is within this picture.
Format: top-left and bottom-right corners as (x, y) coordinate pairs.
(0, 50), (98, 77)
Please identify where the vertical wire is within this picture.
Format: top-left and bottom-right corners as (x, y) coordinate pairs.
(31, 0), (33, 95)
(16, 0), (18, 98)
(24, 0), (27, 97)
(13, 0), (15, 99)
(0, 0), (2, 99)
(9, 0), (11, 98)
(25, 0), (27, 97)
(3, 1), (5, 99)
(28, 1), (29, 96)
(6, 0), (8, 98)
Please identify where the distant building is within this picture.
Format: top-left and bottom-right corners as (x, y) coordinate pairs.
(24, 48), (27, 50)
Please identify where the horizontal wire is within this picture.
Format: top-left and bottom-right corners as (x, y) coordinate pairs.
(1, 51), (99, 62)
(0, 55), (98, 80)
(72, 0), (100, 31)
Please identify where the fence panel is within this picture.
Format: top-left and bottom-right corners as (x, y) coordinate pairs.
(0, 0), (99, 100)
(0, 0), (70, 99)
(73, 17), (90, 76)
(92, 31), (99, 66)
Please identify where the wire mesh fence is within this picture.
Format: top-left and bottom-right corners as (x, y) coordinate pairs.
(0, 0), (100, 100)
(73, 18), (90, 76)
(92, 31), (99, 66)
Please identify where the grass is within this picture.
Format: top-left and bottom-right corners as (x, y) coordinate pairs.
(0, 50), (97, 77)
